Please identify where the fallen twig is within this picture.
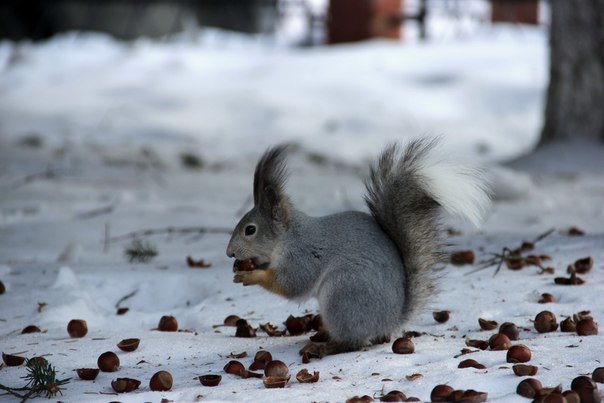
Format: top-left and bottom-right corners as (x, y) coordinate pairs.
(108, 226), (231, 243)
(467, 228), (555, 276)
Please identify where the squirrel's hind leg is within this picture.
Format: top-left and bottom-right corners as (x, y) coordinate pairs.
(369, 334), (391, 345)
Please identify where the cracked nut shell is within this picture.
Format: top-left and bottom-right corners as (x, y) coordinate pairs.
(77, 368), (100, 380)
(111, 377), (140, 393)
(117, 338), (140, 352)
(199, 374), (222, 386)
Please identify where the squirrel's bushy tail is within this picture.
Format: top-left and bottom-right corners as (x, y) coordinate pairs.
(364, 139), (490, 322)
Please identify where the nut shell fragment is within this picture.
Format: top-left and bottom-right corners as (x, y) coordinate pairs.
(296, 369), (319, 383)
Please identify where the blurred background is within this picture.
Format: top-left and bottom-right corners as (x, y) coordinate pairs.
(0, 0), (555, 162)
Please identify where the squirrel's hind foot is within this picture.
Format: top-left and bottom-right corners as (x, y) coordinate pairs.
(299, 339), (365, 359)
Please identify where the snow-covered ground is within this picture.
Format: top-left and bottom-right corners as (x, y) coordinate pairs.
(1, 20), (604, 402)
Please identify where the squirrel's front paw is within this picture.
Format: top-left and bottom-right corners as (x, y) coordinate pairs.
(233, 271), (253, 286)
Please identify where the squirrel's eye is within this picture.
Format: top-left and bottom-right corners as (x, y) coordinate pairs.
(244, 225), (256, 236)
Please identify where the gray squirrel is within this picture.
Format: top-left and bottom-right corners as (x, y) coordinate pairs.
(226, 139), (489, 356)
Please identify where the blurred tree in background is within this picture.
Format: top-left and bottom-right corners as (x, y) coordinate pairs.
(541, 0), (604, 143)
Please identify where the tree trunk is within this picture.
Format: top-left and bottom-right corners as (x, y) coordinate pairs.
(540, 0), (604, 144)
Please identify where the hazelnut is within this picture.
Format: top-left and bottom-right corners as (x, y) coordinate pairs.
(76, 368), (100, 380)
(223, 314), (240, 327)
(571, 375), (597, 392)
(149, 370), (173, 391)
(512, 364), (538, 376)
(285, 315), (308, 335)
(433, 311), (450, 323)
(392, 337), (415, 354)
(560, 317), (577, 332)
(234, 258), (256, 272)
(539, 293), (555, 303)
(21, 325), (41, 334)
(488, 333), (511, 350)
(592, 367), (604, 383)
(67, 319), (88, 338)
(451, 250), (475, 265)
(263, 375), (290, 388)
(199, 374), (222, 386)
(117, 338), (140, 352)
(296, 368), (320, 383)
(516, 378), (542, 398)
(542, 393), (567, 403)
(452, 390), (488, 402)
(534, 311), (558, 333)
(111, 377), (141, 393)
(2, 352), (25, 366)
(576, 318), (598, 336)
(478, 318), (498, 331)
(573, 257), (593, 274)
(158, 315), (178, 331)
(97, 351), (120, 372)
(562, 391), (581, 403)
(499, 322), (520, 340)
(380, 390), (406, 402)
(506, 345), (531, 363)
(264, 360), (289, 378)
(458, 359), (486, 369)
(465, 339), (489, 350)
(430, 385), (454, 402)
(346, 396), (374, 403)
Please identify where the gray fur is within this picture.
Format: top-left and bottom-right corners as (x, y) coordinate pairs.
(227, 141), (448, 353)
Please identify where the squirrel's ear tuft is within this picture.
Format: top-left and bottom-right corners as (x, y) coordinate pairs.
(253, 145), (291, 224)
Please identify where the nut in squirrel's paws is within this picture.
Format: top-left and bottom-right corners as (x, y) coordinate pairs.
(233, 258), (257, 272)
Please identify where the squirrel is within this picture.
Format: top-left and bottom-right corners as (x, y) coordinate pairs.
(226, 139), (490, 357)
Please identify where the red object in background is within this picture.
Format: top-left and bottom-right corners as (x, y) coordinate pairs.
(491, 0), (539, 25)
(327, 0), (403, 44)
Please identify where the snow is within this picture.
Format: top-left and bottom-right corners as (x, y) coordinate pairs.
(1, 18), (604, 403)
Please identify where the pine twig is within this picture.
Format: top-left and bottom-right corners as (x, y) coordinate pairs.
(124, 239), (158, 263)
(0, 358), (70, 402)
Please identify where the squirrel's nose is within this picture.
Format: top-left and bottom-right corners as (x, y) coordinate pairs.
(226, 245), (235, 258)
